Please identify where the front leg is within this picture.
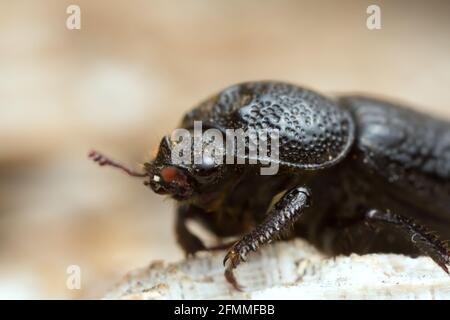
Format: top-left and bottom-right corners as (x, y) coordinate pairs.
(175, 203), (206, 257)
(223, 186), (311, 290)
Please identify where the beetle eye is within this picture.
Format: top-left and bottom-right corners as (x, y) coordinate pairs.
(160, 166), (188, 186)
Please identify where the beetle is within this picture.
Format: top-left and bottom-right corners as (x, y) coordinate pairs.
(89, 81), (450, 290)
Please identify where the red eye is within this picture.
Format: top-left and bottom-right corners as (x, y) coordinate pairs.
(160, 166), (188, 187)
(160, 166), (178, 183)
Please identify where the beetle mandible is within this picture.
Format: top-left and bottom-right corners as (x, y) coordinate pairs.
(90, 81), (450, 290)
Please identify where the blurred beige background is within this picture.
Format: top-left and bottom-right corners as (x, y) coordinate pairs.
(0, 0), (449, 299)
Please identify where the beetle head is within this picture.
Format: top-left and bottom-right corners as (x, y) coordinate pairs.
(144, 134), (231, 201)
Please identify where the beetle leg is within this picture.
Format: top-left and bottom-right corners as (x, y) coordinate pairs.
(223, 186), (311, 290)
(175, 204), (206, 257)
(365, 209), (450, 273)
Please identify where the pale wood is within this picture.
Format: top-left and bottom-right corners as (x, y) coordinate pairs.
(104, 239), (450, 299)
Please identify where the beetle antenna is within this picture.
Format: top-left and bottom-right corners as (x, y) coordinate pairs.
(88, 150), (147, 178)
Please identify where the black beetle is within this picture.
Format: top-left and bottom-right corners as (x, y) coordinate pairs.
(90, 81), (450, 290)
